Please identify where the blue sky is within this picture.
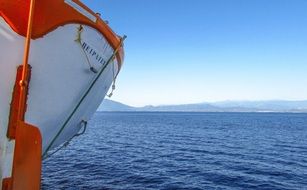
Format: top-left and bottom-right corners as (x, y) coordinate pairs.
(83, 0), (307, 106)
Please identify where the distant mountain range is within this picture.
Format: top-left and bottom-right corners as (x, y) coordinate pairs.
(98, 99), (307, 113)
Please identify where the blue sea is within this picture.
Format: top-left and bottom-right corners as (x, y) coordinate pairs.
(42, 112), (307, 190)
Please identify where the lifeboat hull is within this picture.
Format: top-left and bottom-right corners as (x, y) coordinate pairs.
(0, 0), (124, 188)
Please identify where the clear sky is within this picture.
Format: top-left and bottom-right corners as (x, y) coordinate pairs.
(83, 0), (307, 107)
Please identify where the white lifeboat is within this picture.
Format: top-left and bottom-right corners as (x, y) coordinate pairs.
(0, 0), (125, 189)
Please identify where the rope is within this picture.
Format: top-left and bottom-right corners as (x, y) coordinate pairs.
(75, 25), (98, 73)
(42, 35), (126, 158)
(43, 120), (88, 160)
(107, 58), (116, 98)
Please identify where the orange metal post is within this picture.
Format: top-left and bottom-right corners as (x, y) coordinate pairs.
(18, 0), (36, 121)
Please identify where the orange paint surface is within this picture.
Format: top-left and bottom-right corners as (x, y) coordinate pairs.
(0, 0), (124, 66)
(7, 66), (31, 139)
(8, 121), (42, 190)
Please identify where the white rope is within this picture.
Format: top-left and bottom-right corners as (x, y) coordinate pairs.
(75, 25), (98, 73)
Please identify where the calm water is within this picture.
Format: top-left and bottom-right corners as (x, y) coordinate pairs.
(42, 112), (307, 190)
